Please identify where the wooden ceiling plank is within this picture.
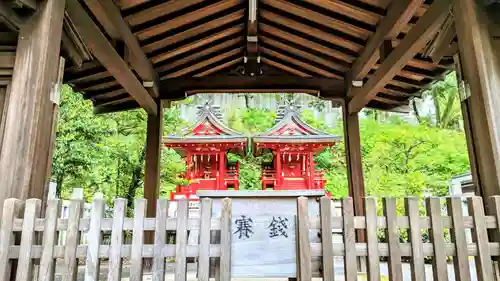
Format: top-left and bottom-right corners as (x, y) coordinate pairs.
(117, 0), (147, 10)
(373, 96), (405, 105)
(260, 57), (311, 77)
(388, 0), (425, 38)
(260, 10), (362, 53)
(261, 0), (369, 40)
(193, 57), (243, 77)
(95, 96), (135, 107)
(66, 0), (157, 115)
(155, 37), (242, 73)
(84, 88), (127, 100)
(260, 23), (354, 63)
(303, 0), (382, 26)
(429, 23), (457, 63)
(259, 36), (349, 72)
(348, 0), (451, 114)
(82, 81), (118, 92)
(152, 24), (244, 64)
(83, 0), (121, 39)
(67, 70), (110, 84)
(259, 46), (343, 79)
(126, 0), (205, 26)
(136, 0), (243, 41)
(162, 47), (243, 79)
(142, 9), (245, 54)
(348, 0), (422, 85)
(95, 0), (160, 97)
(61, 30), (84, 67)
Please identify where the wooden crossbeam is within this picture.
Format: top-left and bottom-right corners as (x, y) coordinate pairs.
(66, 0), (157, 115)
(347, 0), (424, 91)
(0, 1), (27, 30)
(86, 0), (160, 98)
(348, 0), (450, 114)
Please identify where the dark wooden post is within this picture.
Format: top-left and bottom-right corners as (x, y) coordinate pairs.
(343, 105), (367, 271)
(0, 0), (65, 211)
(343, 108), (365, 217)
(0, 86), (9, 154)
(144, 101), (164, 218)
(452, 0), (500, 200)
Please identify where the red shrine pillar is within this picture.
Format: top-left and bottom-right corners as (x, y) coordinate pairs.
(308, 152), (315, 189)
(218, 151), (225, 190)
(275, 149), (282, 188)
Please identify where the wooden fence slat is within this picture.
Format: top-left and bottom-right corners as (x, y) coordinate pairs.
(426, 197), (448, 281)
(219, 198), (232, 281)
(0, 199), (23, 281)
(342, 197), (357, 281)
(447, 197), (471, 281)
(152, 199), (168, 281)
(38, 199), (61, 281)
(365, 197), (379, 281)
(130, 199), (146, 281)
(198, 198), (212, 281)
(383, 198), (402, 281)
(320, 196), (334, 281)
(404, 197), (425, 281)
(108, 199), (126, 281)
(175, 199), (189, 281)
(297, 196), (312, 281)
(84, 199), (104, 281)
(62, 199), (83, 281)
(468, 196), (494, 280)
(15, 199), (41, 281)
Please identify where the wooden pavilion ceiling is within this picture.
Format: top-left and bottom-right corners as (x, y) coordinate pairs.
(0, 0), (457, 114)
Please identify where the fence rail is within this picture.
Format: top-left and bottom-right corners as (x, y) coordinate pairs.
(0, 196), (500, 281)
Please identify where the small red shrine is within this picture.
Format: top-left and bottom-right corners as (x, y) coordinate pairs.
(163, 102), (247, 200)
(253, 104), (340, 191)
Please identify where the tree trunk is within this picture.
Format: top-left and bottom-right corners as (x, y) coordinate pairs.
(126, 144), (147, 210)
(55, 174), (64, 198)
(412, 100), (421, 124)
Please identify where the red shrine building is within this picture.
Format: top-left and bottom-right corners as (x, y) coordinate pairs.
(163, 102), (247, 200)
(253, 105), (340, 191)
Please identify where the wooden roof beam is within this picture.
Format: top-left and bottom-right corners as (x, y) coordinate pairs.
(66, 0), (157, 115)
(245, 0), (260, 76)
(348, 0), (451, 114)
(346, 0), (424, 94)
(0, 1), (28, 30)
(83, 0), (160, 98)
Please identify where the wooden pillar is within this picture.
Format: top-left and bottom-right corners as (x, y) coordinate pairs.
(452, 0), (500, 200)
(343, 108), (366, 216)
(0, 86), (9, 155)
(144, 102), (164, 219)
(0, 0), (65, 210)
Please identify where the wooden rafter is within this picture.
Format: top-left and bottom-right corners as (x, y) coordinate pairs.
(259, 36), (349, 73)
(155, 37), (242, 74)
(347, 0), (424, 91)
(0, 1), (27, 30)
(152, 24), (244, 64)
(259, 46), (342, 79)
(260, 57), (311, 77)
(348, 0), (451, 114)
(193, 57), (243, 77)
(125, 0), (205, 26)
(86, 0), (160, 97)
(142, 9), (245, 54)
(66, 0), (157, 115)
(135, 0), (243, 41)
(162, 47), (243, 79)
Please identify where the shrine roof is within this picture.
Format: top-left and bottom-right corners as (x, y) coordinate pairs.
(163, 101), (247, 145)
(253, 103), (340, 144)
